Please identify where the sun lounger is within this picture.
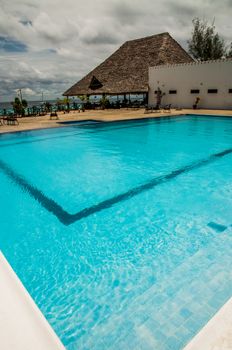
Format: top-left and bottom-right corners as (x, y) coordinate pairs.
(144, 105), (161, 114)
(162, 104), (171, 112)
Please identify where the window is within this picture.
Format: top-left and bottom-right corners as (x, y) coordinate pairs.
(154, 90), (158, 94)
(229, 89), (232, 93)
(208, 89), (218, 94)
(88, 75), (103, 90)
(191, 89), (200, 94)
(169, 90), (177, 94)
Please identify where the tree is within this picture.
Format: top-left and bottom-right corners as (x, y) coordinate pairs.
(99, 95), (110, 109)
(78, 95), (90, 109)
(188, 18), (227, 61)
(78, 95), (89, 103)
(227, 43), (232, 58)
(44, 101), (52, 113)
(62, 97), (70, 111)
(11, 97), (28, 117)
(21, 99), (27, 110)
(56, 98), (63, 111)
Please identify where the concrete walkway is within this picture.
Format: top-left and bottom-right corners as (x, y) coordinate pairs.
(0, 252), (65, 350)
(0, 108), (232, 134)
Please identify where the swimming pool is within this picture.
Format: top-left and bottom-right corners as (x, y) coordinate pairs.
(0, 114), (232, 350)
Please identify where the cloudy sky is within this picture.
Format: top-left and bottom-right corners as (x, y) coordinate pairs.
(0, 0), (231, 101)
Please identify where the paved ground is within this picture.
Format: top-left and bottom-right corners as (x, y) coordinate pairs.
(0, 108), (232, 134)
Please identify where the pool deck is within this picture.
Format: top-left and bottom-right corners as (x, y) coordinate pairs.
(0, 252), (65, 350)
(0, 108), (232, 134)
(1, 108), (232, 349)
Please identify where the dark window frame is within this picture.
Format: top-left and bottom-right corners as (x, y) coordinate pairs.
(208, 89), (218, 94)
(228, 89), (232, 93)
(190, 89), (200, 94)
(169, 90), (177, 94)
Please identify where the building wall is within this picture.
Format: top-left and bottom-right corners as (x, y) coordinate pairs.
(148, 60), (232, 109)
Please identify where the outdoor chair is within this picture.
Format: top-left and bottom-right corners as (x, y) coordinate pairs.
(144, 105), (161, 114)
(50, 112), (59, 120)
(3, 116), (19, 125)
(163, 104), (171, 112)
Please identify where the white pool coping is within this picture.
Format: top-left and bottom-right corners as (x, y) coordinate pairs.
(1, 249), (232, 350)
(0, 251), (65, 350)
(183, 297), (232, 350)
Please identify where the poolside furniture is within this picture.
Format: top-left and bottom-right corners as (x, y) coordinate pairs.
(2, 116), (19, 125)
(163, 104), (171, 112)
(50, 112), (59, 120)
(144, 105), (161, 114)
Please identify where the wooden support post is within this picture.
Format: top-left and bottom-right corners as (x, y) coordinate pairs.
(144, 92), (148, 105)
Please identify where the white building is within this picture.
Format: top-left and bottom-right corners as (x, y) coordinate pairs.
(148, 59), (232, 110)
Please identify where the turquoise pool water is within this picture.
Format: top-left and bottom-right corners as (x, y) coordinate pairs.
(0, 115), (232, 350)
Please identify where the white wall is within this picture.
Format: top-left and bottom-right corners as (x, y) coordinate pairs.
(148, 60), (232, 109)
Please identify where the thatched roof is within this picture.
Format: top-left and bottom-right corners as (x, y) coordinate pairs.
(63, 32), (193, 96)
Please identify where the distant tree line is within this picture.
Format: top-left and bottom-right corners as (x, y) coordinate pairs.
(188, 17), (232, 61)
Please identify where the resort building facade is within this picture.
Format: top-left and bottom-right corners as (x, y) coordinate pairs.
(148, 59), (232, 109)
(63, 32), (193, 100)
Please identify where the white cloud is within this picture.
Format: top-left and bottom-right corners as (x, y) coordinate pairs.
(19, 87), (37, 96)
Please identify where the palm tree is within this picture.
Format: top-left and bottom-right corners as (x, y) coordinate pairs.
(44, 102), (52, 113)
(11, 97), (28, 117)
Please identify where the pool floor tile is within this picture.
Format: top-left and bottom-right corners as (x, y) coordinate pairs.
(164, 335), (184, 350)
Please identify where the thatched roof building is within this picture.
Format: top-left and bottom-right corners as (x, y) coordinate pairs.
(63, 32), (193, 96)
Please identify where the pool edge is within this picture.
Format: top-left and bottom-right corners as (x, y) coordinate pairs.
(0, 251), (66, 350)
(183, 296), (232, 350)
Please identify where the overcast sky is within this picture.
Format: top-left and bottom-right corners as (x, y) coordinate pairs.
(0, 0), (231, 101)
